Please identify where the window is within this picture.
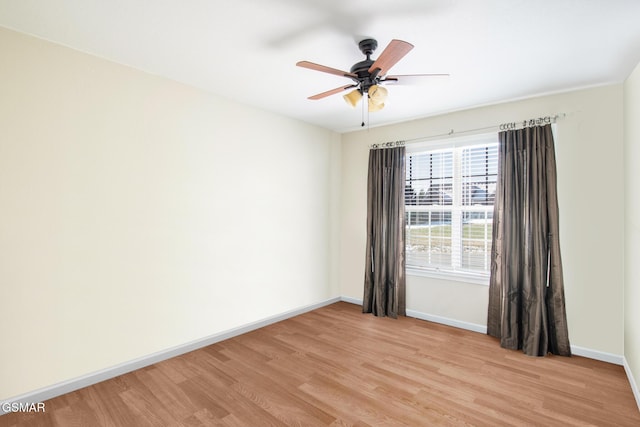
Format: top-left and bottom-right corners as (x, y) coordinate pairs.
(405, 135), (498, 282)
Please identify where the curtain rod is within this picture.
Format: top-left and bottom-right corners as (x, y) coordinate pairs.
(370, 113), (566, 149)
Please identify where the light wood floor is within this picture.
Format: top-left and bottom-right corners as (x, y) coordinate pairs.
(3, 302), (640, 426)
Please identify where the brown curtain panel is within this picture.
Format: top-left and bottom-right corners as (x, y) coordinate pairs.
(363, 146), (406, 318)
(487, 124), (571, 356)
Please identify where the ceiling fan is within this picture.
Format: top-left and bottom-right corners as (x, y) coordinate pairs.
(296, 38), (448, 112)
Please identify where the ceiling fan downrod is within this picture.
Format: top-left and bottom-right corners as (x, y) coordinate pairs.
(350, 39), (380, 93)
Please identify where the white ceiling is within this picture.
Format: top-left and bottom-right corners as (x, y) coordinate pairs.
(1, 0), (640, 133)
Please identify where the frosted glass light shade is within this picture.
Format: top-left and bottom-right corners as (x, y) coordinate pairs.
(368, 99), (385, 112)
(368, 85), (388, 104)
(343, 89), (363, 107)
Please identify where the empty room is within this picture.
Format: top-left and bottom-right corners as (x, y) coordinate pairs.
(1, 0), (640, 425)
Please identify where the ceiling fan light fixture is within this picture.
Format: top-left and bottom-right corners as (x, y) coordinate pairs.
(368, 85), (388, 104)
(368, 84), (387, 112)
(368, 98), (385, 112)
(343, 89), (362, 107)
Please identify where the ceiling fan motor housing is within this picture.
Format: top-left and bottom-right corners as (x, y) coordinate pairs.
(351, 38), (380, 93)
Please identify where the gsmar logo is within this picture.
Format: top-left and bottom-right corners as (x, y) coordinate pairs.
(2, 401), (46, 413)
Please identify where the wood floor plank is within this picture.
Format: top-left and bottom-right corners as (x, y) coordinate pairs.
(131, 367), (199, 421)
(3, 302), (640, 426)
(50, 399), (102, 427)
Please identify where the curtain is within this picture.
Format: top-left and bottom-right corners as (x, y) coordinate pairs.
(363, 146), (406, 318)
(487, 124), (571, 356)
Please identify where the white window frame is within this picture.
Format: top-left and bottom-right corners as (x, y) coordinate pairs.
(405, 133), (498, 285)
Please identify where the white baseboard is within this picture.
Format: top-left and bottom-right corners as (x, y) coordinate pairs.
(0, 297), (341, 416)
(624, 357), (640, 412)
(570, 345), (624, 365)
(340, 296), (487, 334)
(340, 295), (363, 306)
(406, 309), (488, 334)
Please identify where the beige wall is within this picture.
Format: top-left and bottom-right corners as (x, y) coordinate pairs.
(624, 61), (640, 401)
(0, 28), (340, 399)
(340, 85), (625, 355)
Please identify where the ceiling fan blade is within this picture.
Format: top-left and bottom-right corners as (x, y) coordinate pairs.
(368, 39), (414, 76)
(308, 84), (358, 100)
(297, 61), (358, 79)
(382, 74), (450, 85)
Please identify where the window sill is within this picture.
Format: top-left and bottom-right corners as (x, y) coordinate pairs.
(406, 267), (489, 286)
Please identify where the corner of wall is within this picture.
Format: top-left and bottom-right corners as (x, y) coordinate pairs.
(623, 59), (640, 412)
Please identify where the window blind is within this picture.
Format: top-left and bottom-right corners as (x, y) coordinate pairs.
(405, 141), (498, 277)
